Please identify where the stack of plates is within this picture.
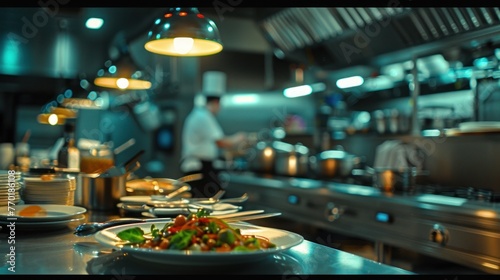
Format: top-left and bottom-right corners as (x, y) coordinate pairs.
(23, 176), (76, 205)
(0, 170), (23, 206)
(0, 204), (86, 230)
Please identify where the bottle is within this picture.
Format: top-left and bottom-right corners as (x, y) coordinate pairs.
(15, 142), (30, 172)
(58, 122), (80, 171)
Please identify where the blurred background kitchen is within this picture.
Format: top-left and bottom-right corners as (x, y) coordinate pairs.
(1, 5), (500, 274)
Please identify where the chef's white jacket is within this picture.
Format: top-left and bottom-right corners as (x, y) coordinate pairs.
(180, 106), (224, 173)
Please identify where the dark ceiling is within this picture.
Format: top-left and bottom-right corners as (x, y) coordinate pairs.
(0, 7), (282, 98)
(1, 6), (500, 101)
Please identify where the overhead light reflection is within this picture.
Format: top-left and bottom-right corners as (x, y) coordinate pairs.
(85, 18), (104, 29)
(228, 94), (259, 105)
(336, 76), (364, 89)
(417, 194), (466, 206)
(283, 83), (326, 98)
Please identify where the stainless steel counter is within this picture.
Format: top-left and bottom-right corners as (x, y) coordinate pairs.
(0, 211), (413, 275)
(221, 171), (500, 274)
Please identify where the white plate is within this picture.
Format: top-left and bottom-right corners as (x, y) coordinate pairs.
(0, 183), (21, 190)
(24, 177), (74, 183)
(0, 214), (85, 230)
(0, 194), (20, 200)
(0, 204), (87, 222)
(0, 178), (21, 183)
(0, 170), (21, 177)
(95, 221), (304, 266)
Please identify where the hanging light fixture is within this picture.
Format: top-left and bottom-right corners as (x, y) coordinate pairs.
(37, 113), (66, 126)
(63, 75), (108, 110)
(144, 7), (223, 56)
(94, 51), (152, 90)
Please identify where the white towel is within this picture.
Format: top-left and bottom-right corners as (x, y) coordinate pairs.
(374, 140), (401, 168)
(374, 140), (423, 170)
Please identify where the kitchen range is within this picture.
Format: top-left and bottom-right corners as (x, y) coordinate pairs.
(222, 171), (500, 274)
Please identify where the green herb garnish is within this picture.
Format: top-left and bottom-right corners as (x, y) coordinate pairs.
(116, 227), (146, 243)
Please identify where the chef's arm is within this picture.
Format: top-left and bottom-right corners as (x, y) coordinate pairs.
(216, 132), (248, 149)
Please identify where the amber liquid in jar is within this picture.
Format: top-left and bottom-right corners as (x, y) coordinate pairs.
(80, 156), (114, 173)
(80, 145), (114, 173)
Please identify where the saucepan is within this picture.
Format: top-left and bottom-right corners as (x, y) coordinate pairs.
(309, 146), (362, 179)
(371, 167), (429, 194)
(246, 141), (277, 174)
(273, 141), (310, 177)
(80, 150), (144, 211)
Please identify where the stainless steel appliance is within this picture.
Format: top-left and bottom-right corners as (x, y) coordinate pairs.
(223, 172), (500, 274)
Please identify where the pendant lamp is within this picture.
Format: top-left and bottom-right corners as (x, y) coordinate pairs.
(37, 113), (66, 126)
(94, 51), (152, 90)
(144, 7), (223, 56)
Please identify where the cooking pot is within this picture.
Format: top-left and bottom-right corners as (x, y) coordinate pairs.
(80, 150), (143, 211)
(372, 167), (429, 194)
(274, 141), (309, 177)
(81, 172), (127, 211)
(246, 141), (277, 174)
(310, 146), (361, 179)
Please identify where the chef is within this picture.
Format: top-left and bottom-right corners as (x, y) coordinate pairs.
(180, 71), (247, 198)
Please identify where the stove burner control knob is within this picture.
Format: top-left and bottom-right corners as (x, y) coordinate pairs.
(429, 224), (449, 246)
(325, 202), (344, 222)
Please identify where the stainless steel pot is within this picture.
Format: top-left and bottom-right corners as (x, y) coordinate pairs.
(372, 167), (417, 193)
(246, 141), (277, 174)
(372, 167), (429, 194)
(274, 142), (309, 177)
(310, 146), (361, 178)
(81, 173), (127, 211)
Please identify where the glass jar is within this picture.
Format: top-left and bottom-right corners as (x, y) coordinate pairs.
(79, 144), (115, 174)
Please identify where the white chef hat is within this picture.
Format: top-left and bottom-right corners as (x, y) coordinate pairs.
(202, 71), (226, 98)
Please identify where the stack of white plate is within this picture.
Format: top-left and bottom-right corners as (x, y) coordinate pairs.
(23, 176), (76, 205)
(0, 170), (23, 206)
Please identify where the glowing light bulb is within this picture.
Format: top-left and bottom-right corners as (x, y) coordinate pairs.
(116, 78), (130, 89)
(173, 37), (194, 54)
(48, 114), (59, 125)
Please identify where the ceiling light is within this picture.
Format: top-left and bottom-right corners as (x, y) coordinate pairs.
(144, 7), (223, 56)
(85, 18), (104, 29)
(37, 113), (66, 126)
(284, 85), (312, 98)
(283, 82), (326, 98)
(336, 76), (364, 89)
(94, 52), (152, 90)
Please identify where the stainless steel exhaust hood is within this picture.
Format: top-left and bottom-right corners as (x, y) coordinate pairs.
(257, 7), (500, 70)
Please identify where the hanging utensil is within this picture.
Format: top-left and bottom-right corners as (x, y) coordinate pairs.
(100, 150), (144, 177)
(113, 138), (136, 156)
